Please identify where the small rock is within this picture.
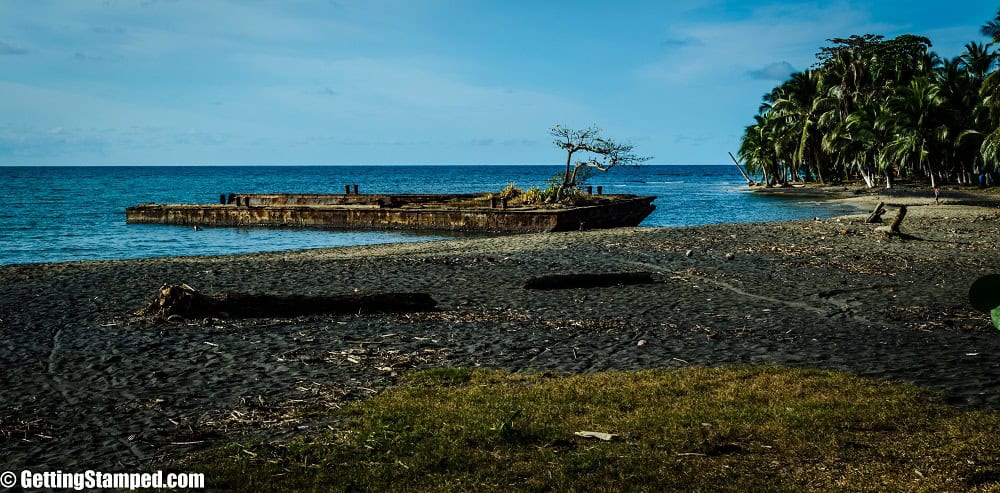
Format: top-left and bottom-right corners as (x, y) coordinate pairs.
(685, 249), (693, 257)
(725, 253), (735, 261)
(637, 339), (647, 347)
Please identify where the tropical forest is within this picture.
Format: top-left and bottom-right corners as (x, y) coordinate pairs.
(739, 9), (1000, 188)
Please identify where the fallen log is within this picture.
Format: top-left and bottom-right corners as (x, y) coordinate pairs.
(524, 272), (655, 290)
(137, 284), (438, 321)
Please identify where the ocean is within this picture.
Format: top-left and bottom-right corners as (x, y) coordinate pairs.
(0, 165), (857, 265)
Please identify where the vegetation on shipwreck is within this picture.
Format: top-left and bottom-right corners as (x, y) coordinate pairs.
(489, 125), (650, 207)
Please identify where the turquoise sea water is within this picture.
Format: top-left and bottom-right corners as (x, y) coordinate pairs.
(0, 165), (856, 265)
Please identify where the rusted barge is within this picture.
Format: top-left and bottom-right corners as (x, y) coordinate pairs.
(125, 192), (656, 233)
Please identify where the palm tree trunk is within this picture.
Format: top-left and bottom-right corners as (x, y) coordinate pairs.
(859, 166), (874, 188)
(813, 150), (825, 184)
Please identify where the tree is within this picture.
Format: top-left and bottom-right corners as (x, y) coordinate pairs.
(548, 125), (650, 202)
(960, 42), (997, 82)
(982, 9), (1000, 43)
(880, 77), (945, 188)
(771, 70), (835, 183)
(739, 113), (782, 186)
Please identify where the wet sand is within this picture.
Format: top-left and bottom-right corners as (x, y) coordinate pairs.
(1, 193), (999, 471)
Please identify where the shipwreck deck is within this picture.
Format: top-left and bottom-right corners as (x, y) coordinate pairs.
(125, 193), (656, 233)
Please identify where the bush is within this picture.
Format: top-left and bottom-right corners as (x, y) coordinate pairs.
(519, 187), (543, 205)
(498, 183), (522, 200)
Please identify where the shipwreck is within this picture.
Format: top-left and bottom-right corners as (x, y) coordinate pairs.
(125, 189), (656, 234)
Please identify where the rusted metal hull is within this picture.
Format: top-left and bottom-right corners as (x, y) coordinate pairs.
(125, 194), (656, 233)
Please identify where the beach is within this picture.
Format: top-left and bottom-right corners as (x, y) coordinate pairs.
(1, 190), (998, 472)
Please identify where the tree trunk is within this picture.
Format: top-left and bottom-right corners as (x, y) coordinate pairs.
(858, 166), (875, 188)
(553, 150), (575, 202)
(727, 152), (755, 185)
(138, 284), (438, 321)
(813, 150), (825, 184)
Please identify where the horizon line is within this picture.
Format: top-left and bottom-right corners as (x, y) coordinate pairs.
(0, 163), (730, 167)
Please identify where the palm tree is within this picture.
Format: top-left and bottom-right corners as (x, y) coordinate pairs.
(960, 42), (997, 83)
(982, 9), (1000, 43)
(771, 70), (836, 183)
(739, 114), (782, 186)
(881, 77), (945, 188)
(980, 70), (1000, 172)
(936, 56), (988, 184)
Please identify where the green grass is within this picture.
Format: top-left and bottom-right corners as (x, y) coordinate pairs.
(184, 367), (1000, 492)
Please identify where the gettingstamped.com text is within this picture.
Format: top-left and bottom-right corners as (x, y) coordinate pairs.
(1, 470), (204, 490)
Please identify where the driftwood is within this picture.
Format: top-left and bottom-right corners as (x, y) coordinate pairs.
(889, 205), (907, 233)
(524, 272), (655, 290)
(865, 202), (887, 223)
(137, 284), (437, 321)
(874, 205), (908, 236)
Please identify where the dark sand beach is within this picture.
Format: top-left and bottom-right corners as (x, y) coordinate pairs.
(2, 191), (999, 472)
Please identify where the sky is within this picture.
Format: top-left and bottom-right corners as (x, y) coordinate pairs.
(0, 1), (995, 166)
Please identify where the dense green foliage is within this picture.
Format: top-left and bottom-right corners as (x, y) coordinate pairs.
(186, 367), (1000, 492)
(740, 11), (1000, 188)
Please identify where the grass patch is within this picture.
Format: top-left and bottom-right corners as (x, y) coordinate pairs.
(184, 367), (1000, 492)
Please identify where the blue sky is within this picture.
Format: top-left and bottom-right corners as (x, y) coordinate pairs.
(0, 1), (994, 165)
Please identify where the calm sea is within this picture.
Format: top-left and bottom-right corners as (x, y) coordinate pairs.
(0, 165), (856, 265)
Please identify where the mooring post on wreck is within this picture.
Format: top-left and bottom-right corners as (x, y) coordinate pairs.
(353, 184), (359, 195)
(219, 194), (227, 205)
(597, 186), (603, 195)
(489, 197), (497, 208)
(501, 197), (508, 209)
(587, 186), (593, 195)
(344, 184), (351, 195)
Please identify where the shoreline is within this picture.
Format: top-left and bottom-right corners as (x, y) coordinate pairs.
(1, 194), (998, 471)
(3, 186), (876, 269)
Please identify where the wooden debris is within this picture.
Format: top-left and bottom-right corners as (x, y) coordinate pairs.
(524, 272), (655, 290)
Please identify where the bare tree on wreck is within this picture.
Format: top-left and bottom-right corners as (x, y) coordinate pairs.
(549, 125), (651, 202)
